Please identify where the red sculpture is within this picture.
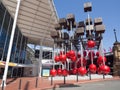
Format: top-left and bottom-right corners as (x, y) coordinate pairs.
(50, 69), (57, 77)
(89, 64), (97, 73)
(59, 54), (67, 62)
(54, 55), (60, 62)
(57, 68), (62, 76)
(78, 67), (87, 76)
(87, 40), (96, 48)
(62, 69), (68, 76)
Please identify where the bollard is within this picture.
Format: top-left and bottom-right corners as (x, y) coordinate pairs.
(76, 73), (79, 82)
(51, 76), (53, 85)
(89, 71), (91, 80)
(103, 74), (105, 79)
(118, 70), (120, 78)
(35, 77), (38, 88)
(64, 76), (66, 84)
(18, 79), (22, 90)
(1, 80), (4, 90)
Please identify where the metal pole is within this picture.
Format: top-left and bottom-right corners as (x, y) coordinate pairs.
(1, 80), (4, 90)
(89, 70), (91, 80)
(103, 74), (105, 79)
(51, 76), (53, 85)
(87, 12), (92, 36)
(70, 21), (73, 50)
(90, 49), (94, 64)
(80, 42), (83, 67)
(1, 0), (21, 87)
(64, 76), (66, 84)
(100, 40), (105, 65)
(99, 37), (106, 79)
(39, 40), (43, 77)
(18, 79), (22, 90)
(76, 72), (79, 82)
(113, 29), (118, 42)
(35, 77), (38, 88)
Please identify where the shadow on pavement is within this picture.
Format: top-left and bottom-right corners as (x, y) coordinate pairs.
(24, 81), (30, 90)
(59, 84), (80, 88)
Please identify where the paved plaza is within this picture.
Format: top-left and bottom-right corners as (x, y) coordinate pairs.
(47, 79), (120, 90)
(0, 75), (120, 90)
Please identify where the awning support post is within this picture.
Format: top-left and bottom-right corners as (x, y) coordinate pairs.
(39, 40), (43, 77)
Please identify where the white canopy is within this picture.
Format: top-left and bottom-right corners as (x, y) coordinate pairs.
(1, 0), (58, 47)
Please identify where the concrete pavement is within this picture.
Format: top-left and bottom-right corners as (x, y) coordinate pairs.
(0, 75), (120, 90)
(47, 79), (120, 90)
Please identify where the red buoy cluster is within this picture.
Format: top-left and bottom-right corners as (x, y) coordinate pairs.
(50, 48), (110, 77)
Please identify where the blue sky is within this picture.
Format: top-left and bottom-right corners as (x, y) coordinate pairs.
(54, 0), (120, 51)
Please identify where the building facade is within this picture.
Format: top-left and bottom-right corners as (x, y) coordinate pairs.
(0, 0), (58, 79)
(0, 2), (28, 77)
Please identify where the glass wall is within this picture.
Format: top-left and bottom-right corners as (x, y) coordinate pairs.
(0, 2), (28, 77)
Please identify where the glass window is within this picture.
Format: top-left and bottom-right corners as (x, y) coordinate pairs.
(0, 2), (27, 64)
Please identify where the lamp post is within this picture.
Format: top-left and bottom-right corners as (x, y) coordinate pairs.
(113, 29), (118, 43)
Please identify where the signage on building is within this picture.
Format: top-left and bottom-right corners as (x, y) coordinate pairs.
(42, 69), (50, 77)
